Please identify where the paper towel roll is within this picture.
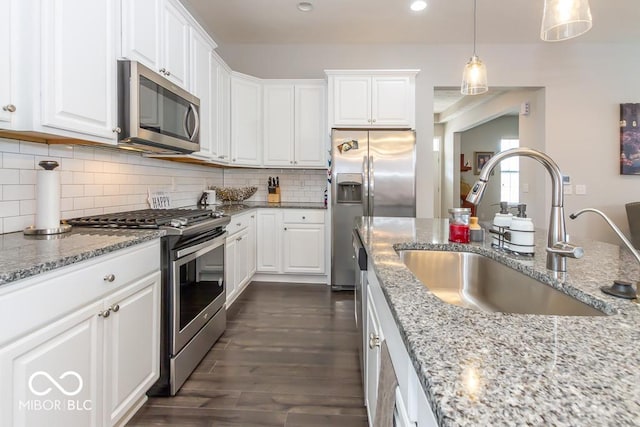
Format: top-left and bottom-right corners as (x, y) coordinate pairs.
(35, 161), (61, 230)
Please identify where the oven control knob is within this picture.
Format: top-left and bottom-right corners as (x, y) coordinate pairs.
(178, 217), (188, 226)
(170, 219), (182, 227)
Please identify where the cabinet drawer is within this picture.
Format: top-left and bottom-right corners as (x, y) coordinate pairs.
(0, 239), (160, 345)
(226, 210), (256, 235)
(282, 209), (325, 224)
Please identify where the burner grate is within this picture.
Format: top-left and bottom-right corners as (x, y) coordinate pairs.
(67, 209), (216, 229)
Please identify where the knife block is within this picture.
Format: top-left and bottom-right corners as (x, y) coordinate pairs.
(268, 187), (281, 203)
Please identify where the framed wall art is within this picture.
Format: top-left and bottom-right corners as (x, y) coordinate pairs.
(620, 103), (640, 175)
(474, 151), (494, 175)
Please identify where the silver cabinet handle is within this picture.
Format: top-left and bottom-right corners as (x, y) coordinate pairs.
(284, 227), (287, 231)
(218, 155), (226, 159)
(372, 119), (376, 123)
(251, 215), (255, 218)
(166, 71), (171, 76)
(159, 68), (166, 74)
(232, 158), (236, 162)
(236, 236), (243, 241)
(98, 309), (111, 318)
(302, 216), (306, 220)
(3, 104), (16, 112)
(103, 274), (116, 282)
(112, 127), (121, 134)
(111, 304), (120, 313)
(236, 222), (242, 226)
(369, 333), (380, 349)
(290, 161), (293, 164)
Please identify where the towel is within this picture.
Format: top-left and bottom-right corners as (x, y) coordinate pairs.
(373, 340), (398, 427)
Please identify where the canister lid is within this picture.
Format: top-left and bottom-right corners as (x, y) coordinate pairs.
(448, 208), (471, 214)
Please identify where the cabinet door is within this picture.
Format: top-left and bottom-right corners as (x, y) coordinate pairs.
(120, 0), (161, 71)
(263, 85), (295, 167)
(247, 212), (257, 277)
(282, 223), (325, 274)
(103, 272), (160, 426)
(295, 84), (326, 167)
(235, 229), (250, 287)
(371, 76), (412, 127)
(231, 75), (262, 165)
(0, 0), (13, 125)
(332, 76), (371, 126)
(225, 237), (238, 304)
(161, 0), (190, 88)
(256, 210), (281, 273)
(216, 63), (231, 163)
(189, 28), (214, 158)
(40, 0), (117, 141)
(365, 293), (382, 422)
(0, 301), (104, 427)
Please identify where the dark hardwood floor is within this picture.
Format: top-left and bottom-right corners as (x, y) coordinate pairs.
(128, 282), (368, 427)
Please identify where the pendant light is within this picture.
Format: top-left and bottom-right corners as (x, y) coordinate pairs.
(540, 0), (592, 42)
(461, 0), (487, 95)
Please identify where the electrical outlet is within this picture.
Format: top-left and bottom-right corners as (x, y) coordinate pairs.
(522, 183), (529, 193)
(575, 184), (587, 195)
(563, 185), (573, 195)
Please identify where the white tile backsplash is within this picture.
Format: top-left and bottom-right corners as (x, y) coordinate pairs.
(0, 139), (327, 234)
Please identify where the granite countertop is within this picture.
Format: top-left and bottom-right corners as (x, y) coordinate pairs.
(0, 228), (164, 287)
(355, 217), (640, 426)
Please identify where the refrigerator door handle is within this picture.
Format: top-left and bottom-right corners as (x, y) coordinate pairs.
(369, 156), (374, 216)
(362, 155), (369, 216)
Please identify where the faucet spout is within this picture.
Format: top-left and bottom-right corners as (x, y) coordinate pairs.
(465, 147), (581, 272)
(570, 208), (640, 265)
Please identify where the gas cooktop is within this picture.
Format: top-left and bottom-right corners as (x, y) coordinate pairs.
(67, 208), (227, 233)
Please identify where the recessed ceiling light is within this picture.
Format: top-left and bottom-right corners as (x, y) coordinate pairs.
(297, 2), (313, 12)
(410, 0), (427, 11)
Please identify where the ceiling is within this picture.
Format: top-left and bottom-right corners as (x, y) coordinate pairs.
(181, 0), (640, 45)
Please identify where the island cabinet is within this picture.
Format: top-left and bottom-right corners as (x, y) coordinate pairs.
(256, 209), (327, 281)
(0, 240), (161, 427)
(365, 269), (438, 427)
(225, 210), (257, 306)
(262, 81), (327, 168)
(326, 70), (419, 130)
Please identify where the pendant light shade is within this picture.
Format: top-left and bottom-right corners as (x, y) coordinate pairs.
(461, 0), (487, 95)
(540, 0), (592, 42)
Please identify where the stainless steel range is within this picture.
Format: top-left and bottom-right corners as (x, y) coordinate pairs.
(68, 208), (230, 396)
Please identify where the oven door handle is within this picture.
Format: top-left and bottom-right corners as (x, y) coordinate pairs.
(175, 232), (227, 259)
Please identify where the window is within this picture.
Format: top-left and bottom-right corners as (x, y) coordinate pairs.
(500, 139), (519, 203)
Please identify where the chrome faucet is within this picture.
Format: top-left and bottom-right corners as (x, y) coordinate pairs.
(570, 208), (640, 265)
(465, 147), (583, 272)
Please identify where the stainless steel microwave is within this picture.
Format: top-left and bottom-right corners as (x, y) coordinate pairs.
(117, 60), (200, 154)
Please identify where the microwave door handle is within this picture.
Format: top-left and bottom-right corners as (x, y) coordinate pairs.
(184, 103), (200, 142)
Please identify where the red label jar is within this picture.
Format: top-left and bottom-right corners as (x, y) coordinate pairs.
(448, 208), (470, 243)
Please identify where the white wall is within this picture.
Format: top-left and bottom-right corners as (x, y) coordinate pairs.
(218, 42), (640, 244)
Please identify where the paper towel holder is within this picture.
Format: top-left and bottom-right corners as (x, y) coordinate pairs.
(24, 160), (72, 236)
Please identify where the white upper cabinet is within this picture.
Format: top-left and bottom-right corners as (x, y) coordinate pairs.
(189, 27), (215, 158)
(213, 54), (231, 163)
(122, 0), (209, 90)
(326, 70), (419, 129)
(263, 81), (326, 168)
(40, 0), (118, 141)
(231, 73), (262, 166)
(0, 0), (14, 126)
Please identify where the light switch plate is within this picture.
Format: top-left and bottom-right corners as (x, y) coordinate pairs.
(563, 185), (573, 195)
(575, 184), (587, 195)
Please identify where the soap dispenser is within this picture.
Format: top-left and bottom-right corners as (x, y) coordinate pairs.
(491, 202), (513, 248)
(509, 204), (535, 255)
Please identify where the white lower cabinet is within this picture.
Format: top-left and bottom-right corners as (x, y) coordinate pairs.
(256, 209), (326, 278)
(365, 269), (438, 427)
(225, 211), (256, 306)
(0, 240), (161, 427)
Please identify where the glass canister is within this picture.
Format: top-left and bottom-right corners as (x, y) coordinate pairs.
(448, 208), (471, 243)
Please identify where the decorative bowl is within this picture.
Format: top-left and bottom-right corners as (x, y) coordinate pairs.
(212, 186), (258, 202)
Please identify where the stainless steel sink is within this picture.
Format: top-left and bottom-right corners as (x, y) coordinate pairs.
(399, 250), (606, 316)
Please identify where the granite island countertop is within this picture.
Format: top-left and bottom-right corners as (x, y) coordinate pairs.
(355, 217), (640, 426)
(0, 228), (164, 287)
(212, 201), (326, 216)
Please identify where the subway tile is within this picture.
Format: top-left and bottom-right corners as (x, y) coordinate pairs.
(19, 170), (36, 185)
(0, 201), (20, 216)
(73, 197), (95, 210)
(84, 185), (104, 197)
(3, 153), (35, 170)
(73, 146), (95, 160)
(103, 184), (120, 196)
(0, 169), (19, 185)
(60, 171), (73, 185)
(20, 141), (49, 156)
(84, 160), (104, 173)
(20, 200), (36, 215)
(72, 172), (95, 185)
(0, 138), (20, 153)
(61, 209), (84, 220)
(61, 185), (84, 198)
(3, 184), (35, 200)
(48, 144), (75, 158)
(60, 198), (74, 212)
(4, 215), (32, 233)
(60, 158), (84, 172)
(83, 207), (104, 216)
(94, 196), (114, 208)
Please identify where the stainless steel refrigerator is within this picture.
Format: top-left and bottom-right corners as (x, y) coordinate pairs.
(331, 129), (416, 290)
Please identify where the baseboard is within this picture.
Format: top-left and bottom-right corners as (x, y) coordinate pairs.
(252, 273), (328, 284)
